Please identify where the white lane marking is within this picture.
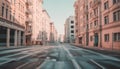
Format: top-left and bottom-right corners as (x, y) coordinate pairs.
(0, 48), (31, 54)
(0, 59), (15, 66)
(62, 45), (82, 69)
(36, 57), (50, 69)
(0, 47), (49, 66)
(82, 49), (120, 61)
(16, 62), (30, 69)
(90, 59), (105, 69)
(69, 44), (120, 62)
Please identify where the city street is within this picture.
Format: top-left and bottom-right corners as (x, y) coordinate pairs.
(0, 43), (120, 69)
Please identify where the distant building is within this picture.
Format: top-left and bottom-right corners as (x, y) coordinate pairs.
(58, 34), (64, 43)
(74, 0), (120, 50)
(0, 0), (26, 47)
(64, 16), (75, 43)
(49, 22), (58, 43)
(25, 0), (52, 45)
(41, 10), (51, 45)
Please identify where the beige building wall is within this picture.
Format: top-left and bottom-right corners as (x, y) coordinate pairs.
(32, 0), (43, 44)
(0, 0), (26, 47)
(42, 10), (51, 43)
(49, 23), (57, 42)
(26, 0), (52, 45)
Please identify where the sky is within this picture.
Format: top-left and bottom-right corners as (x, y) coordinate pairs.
(43, 0), (75, 34)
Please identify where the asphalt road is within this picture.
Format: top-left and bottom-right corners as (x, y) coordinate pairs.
(0, 43), (120, 69)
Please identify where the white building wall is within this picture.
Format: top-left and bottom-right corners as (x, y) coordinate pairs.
(65, 16), (75, 43)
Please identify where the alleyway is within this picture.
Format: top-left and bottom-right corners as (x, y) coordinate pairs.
(0, 43), (120, 69)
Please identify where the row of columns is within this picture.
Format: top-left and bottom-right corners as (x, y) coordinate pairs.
(6, 28), (25, 47)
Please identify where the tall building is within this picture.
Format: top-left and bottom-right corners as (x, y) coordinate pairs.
(58, 34), (64, 43)
(101, 0), (120, 50)
(25, 0), (33, 45)
(0, 0), (26, 47)
(25, 0), (52, 45)
(49, 22), (58, 43)
(41, 10), (51, 44)
(74, 0), (120, 50)
(64, 16), (75, 43)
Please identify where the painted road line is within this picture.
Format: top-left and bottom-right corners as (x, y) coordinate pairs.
(62, 45), (82, 69)
(83, 49), (120, 61)
(90, 59), (105, 69)
(36, 57), (50, 69)
(0, 58), (15, 66)
(0, 48), (30, 55)
(16, 62), (30, 69)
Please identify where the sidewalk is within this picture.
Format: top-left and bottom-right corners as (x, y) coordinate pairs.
(0, 46), (30, 51)
(71, 43), (120, 55)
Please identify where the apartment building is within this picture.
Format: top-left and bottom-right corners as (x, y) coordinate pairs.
(74, 0), (86, 45)
(64, 16), (75, 43)
(41, 10), (51, 44)
(101, 0), (120, 50)
(26, 0), (52, 45)
(0, 0), (26, 47)
(49, 22), (58, 43)
(74, 0), (120, 50)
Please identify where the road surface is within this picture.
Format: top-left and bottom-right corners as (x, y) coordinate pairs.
(0, 43), (120, 69)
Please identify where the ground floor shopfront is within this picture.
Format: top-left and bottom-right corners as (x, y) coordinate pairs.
(75, 26), (120, 50)
(0, 18), (25, 47)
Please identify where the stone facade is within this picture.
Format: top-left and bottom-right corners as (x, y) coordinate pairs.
(74, 0), (120, 50)
(0, 0), (26, 47)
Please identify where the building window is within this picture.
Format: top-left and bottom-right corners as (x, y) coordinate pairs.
(90, 12), (92, 17)
(90, 1), (92, 8)
(104, 15), (109, 24)
(71, 30), (74, 33)
(6, 8), (8, 19)
(113, 32), (120, 41)
(90, 23), (92, 29)
(76, 30), (78, 33)
(104, 1), (109, 10)
(10, 11), (12, 20)
(2, 6), (4, 17)
(71, 26), (74, 28)
(94, 8), (98, 16)
(113, 0), (120, 4)
(94, 20), (98, 27)
(90, 36), (93, 41)
(71, 35), (74, 37)
(71, 21), (74, 23)
(113, 10), (120, 21)
(104, 34), (109, 42)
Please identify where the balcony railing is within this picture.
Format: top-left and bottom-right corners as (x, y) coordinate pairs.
(91, 0), (101, 8)
(0, 17), (25, 29)
(110, 2), (120, 11)
(93, 25), (101, 31)
(26, 0), (33, 5)
(26, 26), (32, 35)
(26, 17), (32, 24)
(26, 9), (33, 14)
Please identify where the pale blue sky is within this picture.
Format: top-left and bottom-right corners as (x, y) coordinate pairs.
(43, 0), (75, 34)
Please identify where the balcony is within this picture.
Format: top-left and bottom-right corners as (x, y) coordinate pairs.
(26, 17), (32, 24)
(26, 26), (32, 35)
(26, 0), (33, 5)
(84, 8), (88, 14)
(26, 9), (33, 14)
(91, 0), (101, 8)
(90, 14), (98, 21)
(110, 2), (120, 11)
(26, 30), (32, 35)
(93, 25), (101, 32)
